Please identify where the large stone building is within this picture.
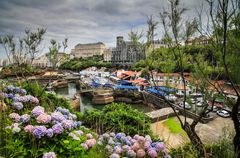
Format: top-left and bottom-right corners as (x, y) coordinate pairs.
(103, 48), (112, 62)
(71, 42), (106, 58)
(32, 54), (48, 67)
(111, 36), (143, 66)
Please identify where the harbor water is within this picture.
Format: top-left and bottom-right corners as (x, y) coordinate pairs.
(55, 83), (155, 113)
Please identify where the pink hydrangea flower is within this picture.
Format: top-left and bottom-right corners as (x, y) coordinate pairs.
(36, 113), (51, 124)
(81, 143), (88, 150)
(114, 146), (122, 154)
(9, 113), (21, 122)
(136, 149), (146, 157)
(144, 141), (151, 149)
(85, 138), (96, 148)
(86, 133), (93, 139)
(42, 152), (57, 158)
(24, 125), (35, 133)
(131, 142), (140, 151)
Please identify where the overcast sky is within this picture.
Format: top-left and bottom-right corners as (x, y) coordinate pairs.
(0, 0), (205, 59)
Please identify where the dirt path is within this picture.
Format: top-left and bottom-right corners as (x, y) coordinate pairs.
(151, 120), (189, 149)
(151, 116), (234, 150)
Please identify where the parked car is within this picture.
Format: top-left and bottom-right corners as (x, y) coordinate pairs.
(196, 101), (204, 107)
(178, 102), (191, 110)
(217, 109), (230, 118)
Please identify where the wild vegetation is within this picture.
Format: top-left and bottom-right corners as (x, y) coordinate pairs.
(59, 55), (112, 71)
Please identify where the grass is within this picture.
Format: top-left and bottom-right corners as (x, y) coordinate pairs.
(163, 118), (185, 134)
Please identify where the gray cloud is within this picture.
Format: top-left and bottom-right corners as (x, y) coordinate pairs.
(0, 0), (205, 59)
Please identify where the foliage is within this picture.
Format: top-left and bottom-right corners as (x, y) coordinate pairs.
(83, 103), (152, 136)
(46, 39), (69, 69)
(59, 56), (112, 71)
(0, 28), (46, 65)
(0, 64), (44, 79)
(163, 118), (185, 134)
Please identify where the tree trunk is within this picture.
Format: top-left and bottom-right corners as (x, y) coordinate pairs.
(183, 122), (206, 157)
(232, 97), (240, 157)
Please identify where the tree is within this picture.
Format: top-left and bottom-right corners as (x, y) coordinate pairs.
(196, 0), (240, 156)
(158, 0), (213, 156)
(0, 28), (46, 65)
(24, 28), (46, 64)
(47, 39), (68, 69)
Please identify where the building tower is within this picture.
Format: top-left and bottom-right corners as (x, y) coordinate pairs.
(116, 36), (124, 47)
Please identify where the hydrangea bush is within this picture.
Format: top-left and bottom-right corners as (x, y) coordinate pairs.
(0, 85), (170, 158)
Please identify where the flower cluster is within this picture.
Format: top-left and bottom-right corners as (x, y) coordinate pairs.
(6, 85), (27, 95)
(1, 85), (39, 110)
(42, 152), (57, 158)
(9, 106), (81, 139)
(98, 133), (170, 158)
(6, 123), (21, 134)
(68, 130), (97, 149)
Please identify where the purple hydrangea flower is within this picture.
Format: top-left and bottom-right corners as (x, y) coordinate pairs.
(115, 133), (122, 139)
(20, 89), (27, 95)
(114, 142), (121, 147)
(46, 128), (54, 138)
(155, 142), (165, 151)
(52, 123), (63, 134)
(42, 152), (57, 158)
(32, 106), (45, 117)
(61, 120), (74, 130)
(14, 87), (21, 93)
(61, 108), (70, 115)
(7, 93), (14, 99)
(33, 126), (47, 139)
(147, 148), (158, 158)
(51, 112), (66, 122)
(20, 114), (30, 123)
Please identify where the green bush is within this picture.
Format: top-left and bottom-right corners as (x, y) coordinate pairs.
(83, 103), (152, 136)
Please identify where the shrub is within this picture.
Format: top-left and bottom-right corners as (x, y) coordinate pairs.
(83, 103), (152, 136)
